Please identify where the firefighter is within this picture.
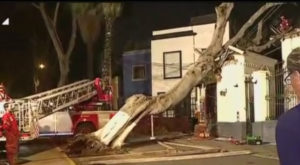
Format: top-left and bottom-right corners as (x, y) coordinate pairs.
(0, 103), (19, 165)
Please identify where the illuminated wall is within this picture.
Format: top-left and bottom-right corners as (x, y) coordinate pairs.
(151, 22), (230, 96)
(217, 53), (277, 123)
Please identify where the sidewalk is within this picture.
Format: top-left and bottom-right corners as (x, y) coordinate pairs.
(73, 133), (280, 165)
(171, 136), (278, 160)
(126, 133), (278, 160)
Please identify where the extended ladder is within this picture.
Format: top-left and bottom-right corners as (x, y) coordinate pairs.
(7, 79), (97, 140)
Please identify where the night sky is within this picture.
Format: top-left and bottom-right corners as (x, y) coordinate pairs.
(0, 2), (294, 98)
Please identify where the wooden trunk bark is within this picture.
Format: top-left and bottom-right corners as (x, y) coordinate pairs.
(102, 18), (113, 85)
(58, 57), (69, 87)
(87, 42), (94, 79)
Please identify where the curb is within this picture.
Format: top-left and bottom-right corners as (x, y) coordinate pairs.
(87, 150), (252, 164)
(252, 154), (279, 160)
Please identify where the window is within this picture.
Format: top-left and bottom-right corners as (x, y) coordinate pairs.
(163, 51), (182, 79)
(132, 65), (146, 81)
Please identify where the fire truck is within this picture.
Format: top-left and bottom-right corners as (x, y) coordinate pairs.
(0, 78), (117, 141)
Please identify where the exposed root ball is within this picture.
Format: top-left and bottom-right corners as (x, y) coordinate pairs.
(66, 134), (108, 156)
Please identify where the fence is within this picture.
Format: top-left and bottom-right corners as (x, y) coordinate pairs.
(267, 63), (298, 119)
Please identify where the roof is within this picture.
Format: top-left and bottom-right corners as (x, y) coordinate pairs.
(190, 13), (217, 25)
(123, 49), (151, 56)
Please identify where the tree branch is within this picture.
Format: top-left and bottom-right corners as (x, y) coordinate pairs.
(32, 3), (40, 9)
(205, 3), (234, 57)
(253, 20), (263, 45)
(39, 3), (65, 58)
(53, 2), (60, 27)
(247, 29), (297, 53)
(66, 16), (77, 58)
(224, 3), (283, 48)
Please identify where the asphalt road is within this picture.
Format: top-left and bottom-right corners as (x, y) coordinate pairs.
(119, 155), (279, 165)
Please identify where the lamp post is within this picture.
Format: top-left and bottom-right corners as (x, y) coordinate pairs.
(34, 63), (46, 93)
(39, 63), (45, 70)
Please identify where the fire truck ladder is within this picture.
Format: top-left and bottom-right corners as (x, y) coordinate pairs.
(8, 79), (97, 140)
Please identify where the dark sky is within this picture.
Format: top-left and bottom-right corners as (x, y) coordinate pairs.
(0, 2), (288, 97)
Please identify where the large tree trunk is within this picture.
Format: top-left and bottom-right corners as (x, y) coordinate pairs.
(58, 57), (70, 87)
(34, 3), (77, 87)
(102, 18), (113, 86)
(77, 14), (101, 79)
(67, 2), (286, 155)
(87, 42), (94, 79)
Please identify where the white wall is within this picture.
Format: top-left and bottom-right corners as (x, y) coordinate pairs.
(151, 35), (194, 96)
(281, 36), (300, 68)
(151, 22), (230, 96)
(217, 55), (246, 122)
(281, 35), (300, 109)
(252, 71), (269, 122)
(193, 22), (230, 49)
(217, 53), (277, 123)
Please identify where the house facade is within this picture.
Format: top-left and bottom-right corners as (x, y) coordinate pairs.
(150, 14), (281, 142)
(217, 52), (277, 141)
(151, 15), (230, 118)
(122, 49), (152, 100)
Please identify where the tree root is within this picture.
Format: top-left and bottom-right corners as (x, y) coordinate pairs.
(66, 134), (108, 156)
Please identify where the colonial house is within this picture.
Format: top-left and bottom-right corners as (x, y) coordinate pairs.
(151, 14), (280, 142)
(121, 14), (291, 142)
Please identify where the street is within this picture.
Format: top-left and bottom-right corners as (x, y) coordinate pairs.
(119, 155), (278, 165)
(73, 136), (280, 165)
(0, 135), (280, 165)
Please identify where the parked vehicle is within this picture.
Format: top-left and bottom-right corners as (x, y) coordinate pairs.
(0, 78), (117, 141)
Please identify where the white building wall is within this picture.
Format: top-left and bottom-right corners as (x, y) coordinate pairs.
(151, 22), (230, 96)
(217, 53), (277, 123)
(217, 55), (246, 122)
(281, 36), (300, 110)
(281, 36), (300, 68)
(252, 71), (270, 122)
(151, 36), (194, 96)
(193, 22), (230, 49)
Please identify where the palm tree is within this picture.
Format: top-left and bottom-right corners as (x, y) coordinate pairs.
(71, 3), (102, 79)
(101, 3), (122, 87)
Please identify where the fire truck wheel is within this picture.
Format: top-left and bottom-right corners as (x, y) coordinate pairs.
(75, 122), (96, 135)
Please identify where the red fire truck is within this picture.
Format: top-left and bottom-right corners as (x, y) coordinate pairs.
(0, 78), (117, 141)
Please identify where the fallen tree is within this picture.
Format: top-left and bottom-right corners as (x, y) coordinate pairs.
(67, 2), (290, 155)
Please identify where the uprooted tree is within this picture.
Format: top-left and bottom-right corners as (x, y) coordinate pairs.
(67, 2), (293, 155)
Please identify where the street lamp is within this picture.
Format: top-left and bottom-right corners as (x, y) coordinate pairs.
(39, 63), (45, 70)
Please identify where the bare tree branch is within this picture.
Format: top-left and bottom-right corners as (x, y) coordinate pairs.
(247, 29), (297, 53)
(205, 3), (234, 57)
(224, 3), (283, 48)
(38, 3), (65, 58)
(53, 2), (60, 27)
(66, 16), (77, 58)
(253, 20), (263, 45)
(32, 3), (40, 9)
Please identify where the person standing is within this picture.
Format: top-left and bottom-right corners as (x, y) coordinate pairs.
(0, 103), (19, 165)
(276, 47), (300, 165)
